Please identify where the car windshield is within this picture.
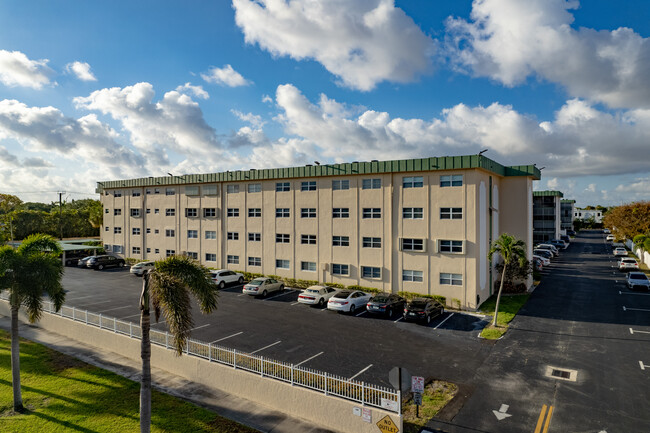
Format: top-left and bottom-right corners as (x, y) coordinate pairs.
(630, 274), (648, 280)
(334, 291), (352, 299)
(306, 289), (320, 294)
(410, 301), (427, 308)
(372, 295), (389, 303)
(248, 279), (265, 286)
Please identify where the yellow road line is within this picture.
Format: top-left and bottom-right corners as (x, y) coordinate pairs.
(543, 406), (554, 433)
(534, 405), (548, 433)
(534, 404), (554, 433)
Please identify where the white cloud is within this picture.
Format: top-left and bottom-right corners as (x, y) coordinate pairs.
(65, 61), (97, 81)
(0, 49), (54, 89)
(445, 0), (650, 109)
(175, 82), (209, 99)
(232, 0), (434, 91)
(585, 183), (596, 193)
(231, 110), (265, 127)
(547, 178), (559, 190)
(615, 177), (650, 201)
(262, 94), (273, 104)
(201, 65), (251, 87)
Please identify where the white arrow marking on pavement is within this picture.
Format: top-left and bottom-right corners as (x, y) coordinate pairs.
(493, 404), (512, 421)
(624, 306), (650, 312)
(640, 361), (649, 371)
(630, 328), (650, 335)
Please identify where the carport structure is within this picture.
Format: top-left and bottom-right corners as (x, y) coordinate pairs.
(8, 238), (103, 265)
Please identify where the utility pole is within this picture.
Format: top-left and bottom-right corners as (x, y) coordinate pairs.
(57, 191), (66, 240)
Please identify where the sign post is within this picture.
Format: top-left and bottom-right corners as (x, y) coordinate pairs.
(411, 376), (424, 418)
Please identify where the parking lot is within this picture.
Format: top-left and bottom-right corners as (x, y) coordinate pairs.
(61, 266), (492, 387)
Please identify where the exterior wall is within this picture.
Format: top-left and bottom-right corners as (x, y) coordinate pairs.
(560, 202), (574, 231)
(500, 177), (534, 289)
(533, 195), (562, 243)
(574, 208), (603, 223)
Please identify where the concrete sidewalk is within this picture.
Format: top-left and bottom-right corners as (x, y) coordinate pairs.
(0, 314), (333, 433)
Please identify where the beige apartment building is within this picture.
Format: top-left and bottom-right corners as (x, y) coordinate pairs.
(98, 155), (540, 309)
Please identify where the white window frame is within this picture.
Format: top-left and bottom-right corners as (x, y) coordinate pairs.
(333, 236), (350, 247)
(301, 181), (317, 191)
(333, 208), (349, 218)
(187, 230), (198, 239)
(402, 207), (424, 219)
(203, 208), (216, 217)
(403, 176), (423, 188)
(165, 229), (175, 237)
(248, 257), (261, 266)
(362, 237), (381, 248)
(301, 261), (317, 272)
(400, 238), (425, 252)
(227, 208), (239, 217)
(332, 179), (350, 190)
(362, 178), (381, 189)
(331, 263), (349, 276)
(248, 183), (261, 193)
(301, 234), (317, 245)
(440, 273), (463, 286)
(248, 208), (261, 217)
(185, 208), (198, 217)
(440, 207), (463, 220)
(276, 233), (290, 243)
(227, 255), (239, 265)
(438, 240), (464, 254)
(227, 232), (239, 240)
(361, 266), (381, 279)
(301, 208), (316, 218)
(362, 208), (381, 219)
(205, 230), (217, 240)
(165, 208), (176, 216)
(276, 208), (290, 218)
(402, 270), (423, 282)
(440, 175), (463, 187)
(248, 232), (261, 242)
(203, 185), (218, 196)
(205, 253), (217, 262)
(226, 184), (239, 194)
(276, 182), (290, 192)
(276, 259), (290, 269)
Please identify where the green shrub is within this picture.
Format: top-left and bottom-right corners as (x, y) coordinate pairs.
(124, 257), (140, 265)
(346, 285), (381, 294)
(324, 282), (345, 289)
(398, 291), (446, 305)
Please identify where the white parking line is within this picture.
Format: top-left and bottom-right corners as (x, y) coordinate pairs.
(189, 324), (210, 332)
(434, 312), (455, 329)
(355, 310), (367, 317)
(251, 340), (282, 354)
(210, 331), (243, 344)
(295, 351), (324, 366)
(619, 291), (650, 296)
(394, 316), (403, 323)
(237, 293), (247, 297)
(630, 328), (650, 335)
(291, 302), (300, 306)
(349, 364), (373, 381)
(264, 289), (295, 301)
(119, 313), (142, 320)
(76, 300), (112, 307)
(66, 295), (93, 301)
(640, 361), (648, 371)
(623, 306), (650, 312)
(99, 305), (132, 313)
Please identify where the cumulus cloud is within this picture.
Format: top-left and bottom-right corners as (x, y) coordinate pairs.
(65, 61), (97, 81)
(201, 65), (251, 87)
(175, 82), (209, 99)
(233, 0), (434, 91)
(0, 49), (54, 89)
(445, 0), (650, 109)
(231, 110), (265, 127)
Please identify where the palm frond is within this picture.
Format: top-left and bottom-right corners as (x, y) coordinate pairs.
(154, 256), (218, 314)
(16, 234), (62, 256)
(148, 271), (194, 355)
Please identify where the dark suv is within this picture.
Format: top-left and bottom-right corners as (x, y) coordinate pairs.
(403, 298), (444, 325)
(87, 255), (126, 270)
(367, 294), (406, 318)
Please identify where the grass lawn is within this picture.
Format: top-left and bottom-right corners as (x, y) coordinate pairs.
(478, 294), (530, 339)
(402, 381), (457, 433)
(0, 329), (256, 432)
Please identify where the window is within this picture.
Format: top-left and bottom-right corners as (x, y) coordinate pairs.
(165, 208), (175, 216)
(248, 208), (261, 217)
(440, 273), (463, 286)
(154, 209), (160, 214)
(154, 188), (160, 194)
(362, 178), (381, 189)
(248, 257), (261, 266)
(132, 246), (141, 254)
(146, 248), (151, 253)
(333, 236), (350, 247)
(186, 252), (198, 259)
(226, 184), (239, 194)
(185, 186), (199, 195)
(105, 208), (109, 214)
(332, 180), (349, 190)
(332, 264), (349, 275)
(154, 229), (159, 234)
(301, 181), (316, 191)
(203, 185), (218, 196)
(440, 207), (463, 220)
(439, 240), (463, 253)
(205, 231), (217, 239)
(227, 255), (239, 265)
(276, 182), (290, 192)
(227, 208), (239, 217)
(105, 226), (109, 232)
(276, 208), (290, 218)
(185, 208), (198, 217)
(203, 208), (216, 217)
(301, 234), (316, 245)
(146, 189), (152, 195)
(276, 259), (290, 269)
(361, 266), (381, 279)
(401, 238), (424, 251)
(132, 228), (141, 235)
(146, 228), (151, 234)
(403, 176), (423, 188)
(227, 232), (239, 240)
(114, 227), (122, 234)
(104, 244), (111, 251)
(114, 191), (122, 197)
(301, 208), (316, 218)
(248, 232), (261, 242)
(403, 270), (423, 282)
(248, 183), (261, 193)
(155, 249), (160, 254)
(440, 175), (463, 187)
(113, 245), (123, 253)
(114, 209), (122, 216)
(276, 233), (290, 243)
(362, 237), (381, 248)
(333, 208), (349, 218)
(362, 208), (381, 219)
(205, 253), (217, 262)
(187, 230), (198, 239)
(166, 249), (175, 257)
(146, 208), (151, 214)
(403, 207), (423, 219)
(132, 190), (141, 197)
(301, 261), (316, 272)
(165, 229), (175, 237)
(165, 188), (175, 196)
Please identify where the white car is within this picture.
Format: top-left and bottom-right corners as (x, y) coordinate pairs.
(618, 258), (639, 272)
(297, 285), (339, 307)
(606, 234), (615, 242)
(532, 255), (551, 266)
(535, 244), (559, 257)
(327, 290), (373, 313)
(627, 272), (650, 291)
(130, 261), (155, 276)
(613, 247), (628, 257)
(210, 269), (244, 289)
(242, 277), (284, 297)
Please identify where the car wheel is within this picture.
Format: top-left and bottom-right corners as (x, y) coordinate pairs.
(98, 264), (104, 270)
(262, 290), (267, 298)
(387, 308), (393, 318)
(425, 314), (431, 325)
(350, 304), (356, 313)
(238, 277), (244, 284)
(219, 281), (225, 289)
(119, 262), (125, 268)
(318, 298), (325, 307)
(279, 284), (284, 291)
(66, 260), (71, 266)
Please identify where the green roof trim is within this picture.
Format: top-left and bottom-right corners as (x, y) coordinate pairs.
(561, 199), (576, 204)
(533, 190), (564, 197)
(96, 155), (541, 192)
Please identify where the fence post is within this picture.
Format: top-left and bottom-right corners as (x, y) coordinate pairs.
(165, 332), (169, 349)
(324, 372), (328, 396)
(361, 382), (365, 406)
(72, 307), (75, 321)
(398, 390), (401, 416)
(208, 343), (212, 362)
(291, 364), (294, 386)
(260, 356), (264, 377)
(129, 322), (132, 338)
(186, 341), (189, 355)
(114, 317), (116, 333)
(85, 310), (88, 324)
(233, 349), (237, 369)
(99, 314), (102, 329)
(49, 302), (52, 314)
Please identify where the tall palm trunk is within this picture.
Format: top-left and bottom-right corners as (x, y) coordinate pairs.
(10, 300), (24, 412)
(492, 262), (508, 327)
(140, 274), (151, 433)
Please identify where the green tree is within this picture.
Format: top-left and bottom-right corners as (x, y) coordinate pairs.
(488, 234), (527, 327)
(603, 201), (650, 240)
(0, 234), (65, 412)
(139, 255), (218, 433)
(633, 234), (648, 256)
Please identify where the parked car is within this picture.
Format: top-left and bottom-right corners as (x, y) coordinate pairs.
(63, 251), (89, 266)
(77, 256), (94, 268)
(242, 277), (284, 297)
(533, 249), (553, 260)
(613, 247), (628, 257)
(536, 244), (559, 257)
(618, 258), (639, 272)
(626, 272), (650, 291)
(566, 230), (576, 236)
(210, 269), (244, 289)
(606, 234), (615, 242)
(297, 285), (339, 307)
(560, 235), (571, 244)
(87, 255), (126, 270)
(603, 228), (611, 234)
(130, 261), (155, 276)
(403, 298), (444, 325)
(366, 294), (406, 318)
(532, 257), (543, 271)
(327, 290), (373, 313)
(532, 254), (550, 266)
(549, 239), (568, 250)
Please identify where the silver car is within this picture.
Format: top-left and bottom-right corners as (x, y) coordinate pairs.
(242, 277), (284, 297)
(130, 261), (155, 276)
(627, 272), (650, 291)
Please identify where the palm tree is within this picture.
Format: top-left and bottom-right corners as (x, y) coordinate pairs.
(488, 233), (527, 327)
(0, 233), (65, 412)
(139, 255), (218, 433)
(633, 234), (647, 257)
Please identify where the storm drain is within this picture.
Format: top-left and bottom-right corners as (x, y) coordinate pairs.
(545, 366), (578, 382)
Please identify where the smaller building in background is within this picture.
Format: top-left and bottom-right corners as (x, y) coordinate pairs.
(560, 199), (575, 232)
(574, 207), (604, 223)
(533, 190), (564, 244)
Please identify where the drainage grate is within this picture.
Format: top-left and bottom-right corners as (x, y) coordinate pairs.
(551, 369), (571, 379)
(545, 366), (578, 382)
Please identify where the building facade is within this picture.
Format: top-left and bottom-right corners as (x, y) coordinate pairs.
(98, 155), (540, 309)
(533, 190), (564, 244)
(574, 207), (604, 223)
(560, 199), (575, 232)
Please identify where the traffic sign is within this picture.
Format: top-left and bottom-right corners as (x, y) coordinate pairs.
(411, 376), (424, 393)
(388, 367), (411, 391)
(376, 415), (399, 433)
(413, 392), (422, 405)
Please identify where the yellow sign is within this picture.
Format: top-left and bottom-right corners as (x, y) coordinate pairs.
(376, 415), (399, 433)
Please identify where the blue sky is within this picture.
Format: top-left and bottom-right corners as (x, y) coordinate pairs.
(0, 0), (649, 207)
